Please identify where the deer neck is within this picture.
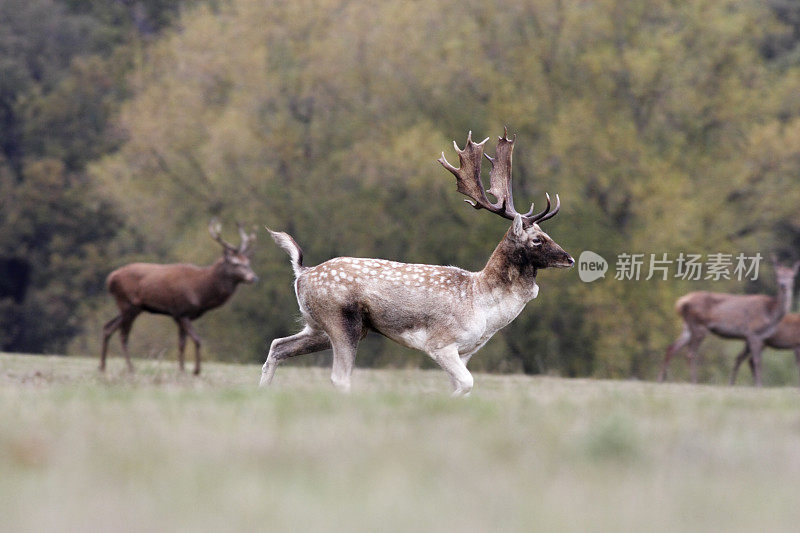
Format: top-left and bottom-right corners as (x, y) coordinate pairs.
(773, 282), (793, 322)
(477, 233), (538, 301)
(203, 259), (239, 306)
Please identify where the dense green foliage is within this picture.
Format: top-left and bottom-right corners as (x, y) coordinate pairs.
(3, 0), (800, 379)
(0, 0), (182, 352)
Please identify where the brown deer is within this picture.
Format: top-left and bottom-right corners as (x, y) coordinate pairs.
(100, 220), (257, 374)
(730, 312), (800, 386)
(658, 259), (799, 386)
(260, 129), (574, 395)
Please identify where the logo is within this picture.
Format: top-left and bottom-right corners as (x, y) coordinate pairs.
(578, 251), (608, 282)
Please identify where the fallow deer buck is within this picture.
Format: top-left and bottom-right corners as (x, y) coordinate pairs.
(730, 309), (800, 387)
(100, 220), (257, 374)
(658, 258), (799, 386)
(260, 129), (574, 395)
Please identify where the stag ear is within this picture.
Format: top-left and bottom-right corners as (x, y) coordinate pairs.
(511, 214), (525, 239)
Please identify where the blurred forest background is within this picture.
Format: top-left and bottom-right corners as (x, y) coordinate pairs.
(2, 0), (800, 381)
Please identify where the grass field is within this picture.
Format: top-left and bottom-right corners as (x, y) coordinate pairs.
(1, 353), (799, 532)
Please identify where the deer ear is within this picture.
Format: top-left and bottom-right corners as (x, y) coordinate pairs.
(511, 214), (525, 239)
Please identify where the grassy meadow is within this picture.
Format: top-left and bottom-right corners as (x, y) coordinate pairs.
(1, 352), (799, 533)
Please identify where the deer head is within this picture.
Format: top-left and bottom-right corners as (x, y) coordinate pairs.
(438, 128), (574, 272)
(209, 219), (258, 284)
(772, 255), (800, 295)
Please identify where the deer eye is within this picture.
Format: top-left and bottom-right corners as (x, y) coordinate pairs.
(531, 237), (542, 246)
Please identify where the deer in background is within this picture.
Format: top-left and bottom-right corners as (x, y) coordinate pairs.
(100, 220), (257, 374)
(730, 312), (800, 387)
(658, 258), (799, 386)
(260, 129), (574, 395)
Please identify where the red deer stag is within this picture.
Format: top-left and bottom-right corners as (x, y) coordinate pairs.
(658, 259), (799, 385)
(730, 310), (800, 387)
(100, 220), (257, 374)
(260, 129), (574, 395)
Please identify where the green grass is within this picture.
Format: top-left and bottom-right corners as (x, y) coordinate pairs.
(2, 353), (799, 532)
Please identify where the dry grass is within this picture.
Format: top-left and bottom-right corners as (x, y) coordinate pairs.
(1, 352), (799, 532)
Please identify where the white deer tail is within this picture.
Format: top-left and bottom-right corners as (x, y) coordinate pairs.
(267, 229), (304, 277)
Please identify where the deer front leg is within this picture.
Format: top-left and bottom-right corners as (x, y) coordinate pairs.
(729, 345), (751, 385)
(176, 319), (187, 372)
(746, 336), (765, 387)
(429, 344), (474, 397)
(179, 317), (202, 375)
(260, 325), (331, 386)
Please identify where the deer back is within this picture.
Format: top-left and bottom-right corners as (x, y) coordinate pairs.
(107, 261), (238, 318)
(767, 314), (800, 348)
(678, 291), (784, 338)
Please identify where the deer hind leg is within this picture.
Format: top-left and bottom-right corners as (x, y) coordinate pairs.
(429, 344), (474, 397)
(118, 311), (140, 372)
(179, 317), (202, 375)
(314, 306), (366, 392)
(260, 325), (331, 386)
(326, 310), (365, 393)
(729, 345), (751, 385)
(685, 327), (707, 384)
(659, 324), (692, 382)
(100, 314), (124, 371)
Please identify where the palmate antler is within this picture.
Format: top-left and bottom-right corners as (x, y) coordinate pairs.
(437, 127), (560, 226)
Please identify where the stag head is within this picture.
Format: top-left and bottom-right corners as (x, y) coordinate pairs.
(438, 128), (573, 270)
(209, 219), (258, 283)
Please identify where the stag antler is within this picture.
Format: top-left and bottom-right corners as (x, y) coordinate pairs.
(209, 218), (238, 252)
(209, 218), (257, 254)
(237, 222), (257, 255)
(438, 127), (560, 226)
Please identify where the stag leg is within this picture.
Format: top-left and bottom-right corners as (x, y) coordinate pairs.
(730, 345), (751, 385)
(316, 309), (365, 392)
(119, 313), (139, 372)
(659, 324), (691, 382)
(100, 314), (124, 371)
(329, 338), (358, 393)
(685, 328), (707, 384)
(746, 336), (765, 387)
(260, 325), (331, 386)
(179, 317), (202, 375)
(175, 319), (187, 372)
(428, 345), (473, 396)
